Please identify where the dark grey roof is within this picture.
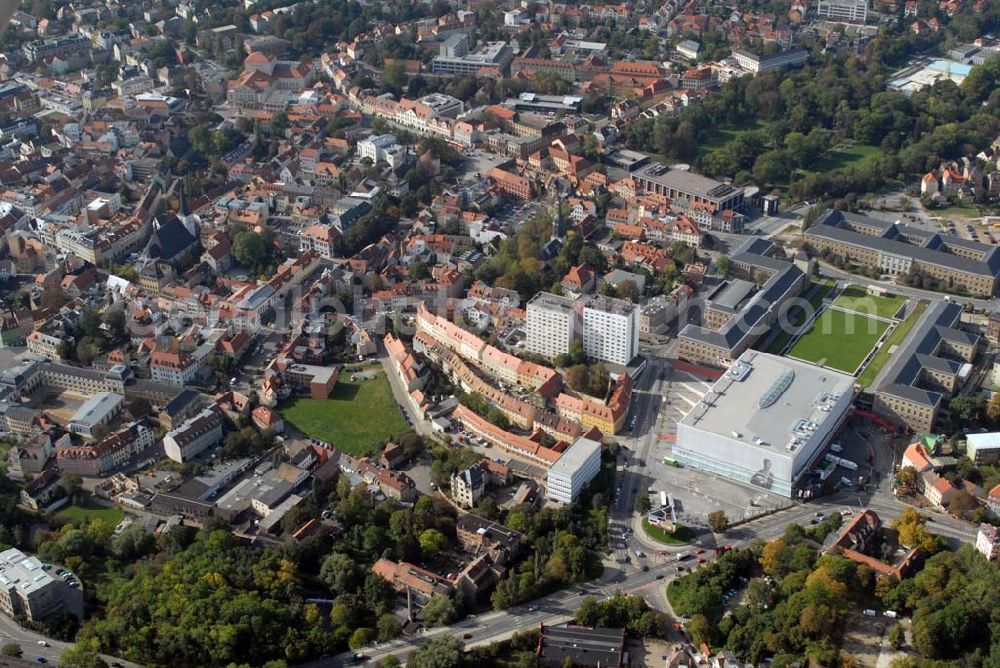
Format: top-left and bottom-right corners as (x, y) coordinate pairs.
(680, 261), (803, 351)
(875, 301), (974, 407)
(146, 215), (197, 262)
(809, 210), (1000, 279)
(707, 279), (756, 313)
(162, 389), (201, 417)
(539, 625), (625, 667)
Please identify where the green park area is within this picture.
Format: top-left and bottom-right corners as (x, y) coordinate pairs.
(58, 502), (125, 526)
(642, 518), (695, 545)
(789, 307), (890, 374)
(812, 143), (880, 173)
(279, 372), (408, 456)
(857, 301), (928, 388)
(833, 285), (907, 320)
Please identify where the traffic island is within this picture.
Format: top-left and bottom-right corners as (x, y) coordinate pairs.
(642, 518), (695, 545)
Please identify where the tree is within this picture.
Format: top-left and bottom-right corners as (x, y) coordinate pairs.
(635, 494), (652, 514)
(377, 613), (402, 642)
(615, 280), (640, 303)
(60, 639), (107, 668)
(897, 466), (918, 493)
(948, 395), (981, 426)
(348, 627), (374, 651)
(60, 473), (83, 499)
(421, 594), (457, 626)
(716, 255), (732, 277)
(408, 636), (463, 668)
(232, 227), (269, 270)
(888, 623), (905, 650)
(760, 538), (790, 577)
(418, 528), (447, 556)
(1, 644), (22, 658)
(987, 392), (1000, 423)
(707, 510), (729, 534)
(946, 489), (976, 515)
(320, 552), (360, 595)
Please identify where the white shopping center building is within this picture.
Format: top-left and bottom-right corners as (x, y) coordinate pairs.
(675, 351), (854, 498)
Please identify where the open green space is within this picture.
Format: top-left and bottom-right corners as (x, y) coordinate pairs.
(642, 518), (695, 545)
(833, 285), (907, 320)
(699, 119), (767, 156)
(932, 204), (981, 219)
(279, 372), (408, 456)
(789, 307), (889, 374)
(857, 300), (928, 388)
(57, 502), (125, 526)
(765, 279), (835, 354)
(811, 143), (880, 172)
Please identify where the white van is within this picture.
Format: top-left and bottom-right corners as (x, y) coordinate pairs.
(830, 443), (843, 454)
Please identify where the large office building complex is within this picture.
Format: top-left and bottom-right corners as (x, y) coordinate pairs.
(582, 295), (639, 366)
(815, 0), (868, 22)
(632, 164), (745, 213)
(432, 35), (514, 76)
(805, 210), (1000, 297)
(547, 436), (603, 503)
(676, 351), (854, 497)
(526, 292), (579, 360)
(872, 301), (978, 433)
(678, 238), (810, 367)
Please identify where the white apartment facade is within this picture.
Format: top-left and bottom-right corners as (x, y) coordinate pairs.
(815, 0), (868, 22)
(582, 295), (639, 366)
(526, 292), (578, 360)
(546, 437), (602, 503)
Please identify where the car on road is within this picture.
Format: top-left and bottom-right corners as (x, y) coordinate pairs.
(815, 512), (825, 519)
(695, 548), (705, 555)
(462, 633), (473, 639)
(37, 641), (48, 647)
(655, 574), (664, 579)
(697, 557), (706, 564)
(36, 659), (47, 665)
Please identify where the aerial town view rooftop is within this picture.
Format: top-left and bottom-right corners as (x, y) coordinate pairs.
(0, 0), (998, 666)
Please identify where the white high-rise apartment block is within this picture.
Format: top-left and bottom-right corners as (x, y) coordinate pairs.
(526, 293), (578, 359)
(547, 437), (602, 503)
(815, 0), (868, 22)
(582, 295), (639, 366)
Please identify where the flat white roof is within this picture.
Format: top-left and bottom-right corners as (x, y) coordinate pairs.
(548, 437), (601, 476)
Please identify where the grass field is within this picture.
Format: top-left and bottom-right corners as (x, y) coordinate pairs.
(857, 301), (928, 388)
(789, 307), (889, 374)
(58, 502), (125, 526)
(699, 119), (766, 156)
(279, 372), (408, 456)
(765, 279), (835, 354)
(833, 285), (907, 320)
(642, 518), (695, 545)
(813, 144), (881, 172)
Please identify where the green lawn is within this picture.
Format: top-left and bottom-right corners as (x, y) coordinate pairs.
(857, 301), (928, 388)
(812, 144), (881, 172)
(789, 307), (889, 374)
(57, 502), (125, 526)
(833, 285), (907, 320)
(933, 204), (980, 219)
(765, 279), (835, 354)
(279, 372), (408, 456)
(642, 518), (695, 545)
(698, 119), (766, 156)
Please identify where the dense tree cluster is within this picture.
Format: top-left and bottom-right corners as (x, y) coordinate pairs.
(879, 546), (1000, 662)
(575, 594), (667, 638)
(625, 7), (1000, 207)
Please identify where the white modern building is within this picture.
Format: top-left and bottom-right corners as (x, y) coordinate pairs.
(67, 391), (124, 438)
(163, 408), (224, 463)
(0, 549), (71, 621)
(675, 351), (855, 498)
(432, 37), (514, 76)
(357, 133), (407, 169)
(966, 432), (1000, 465)
(547, 436), (602, 503)
(582, 295), (639, 366)
(526, 292), (579, 360)
(975, 523), (999, 561)
(815, 0), (868, 22)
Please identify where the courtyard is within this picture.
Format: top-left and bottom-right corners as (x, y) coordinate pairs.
(279, 372), (409, 456)
(788, 307), (890, 375)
